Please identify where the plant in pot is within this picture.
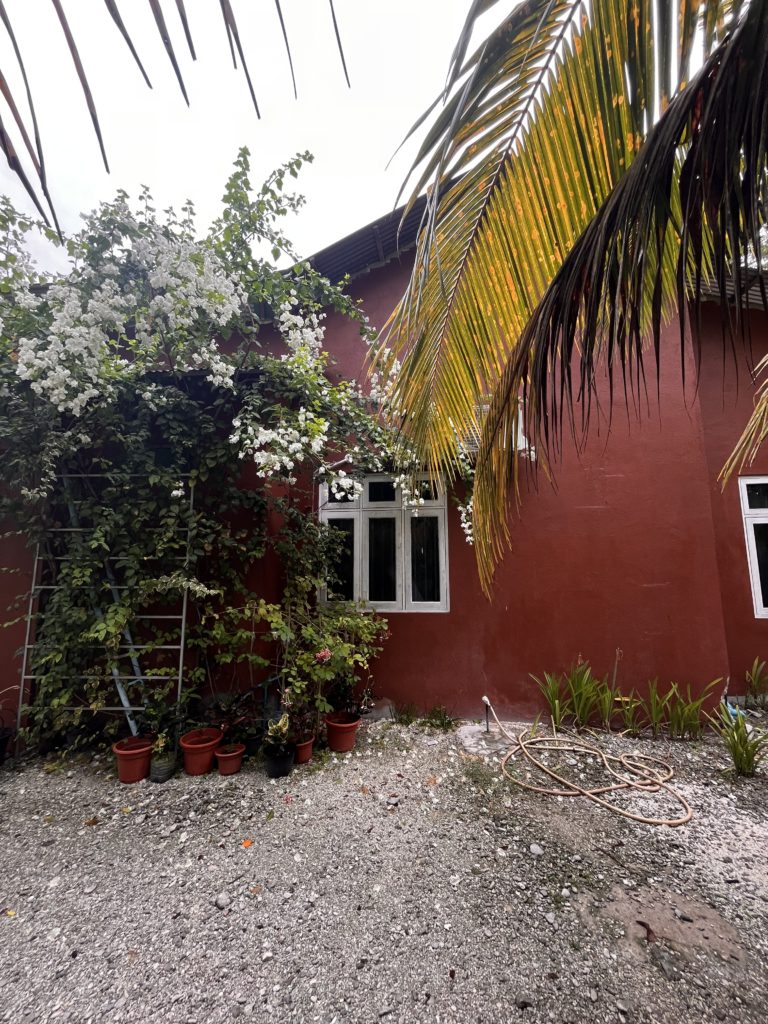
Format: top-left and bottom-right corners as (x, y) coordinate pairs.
(262, 713), (294, 778)
(309, 606), (388, 754)
(139, 683), (196, 784)
(214, 739), (246, 775)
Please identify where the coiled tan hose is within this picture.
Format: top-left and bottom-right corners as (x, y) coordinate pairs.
(482, 697), (693, 827)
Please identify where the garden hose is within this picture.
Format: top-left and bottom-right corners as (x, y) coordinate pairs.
(482, 697), (693, 827)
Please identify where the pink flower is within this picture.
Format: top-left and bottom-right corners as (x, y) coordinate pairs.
(315, 647), (332, 663)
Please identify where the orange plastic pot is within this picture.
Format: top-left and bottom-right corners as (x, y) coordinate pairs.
(180, 728), (224, 775)
(112, 736), (153, 784)
(325, 713), (361, 753)
(215, 743), (245, 776)
(294, 736), (315, 765)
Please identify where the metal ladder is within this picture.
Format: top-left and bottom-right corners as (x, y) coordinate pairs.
(16, 474), (194, 741)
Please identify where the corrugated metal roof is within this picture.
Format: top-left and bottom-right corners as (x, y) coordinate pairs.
(308, 195), (427, 283)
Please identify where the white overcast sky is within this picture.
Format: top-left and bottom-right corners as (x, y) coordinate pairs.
(0, 0), (477, 265)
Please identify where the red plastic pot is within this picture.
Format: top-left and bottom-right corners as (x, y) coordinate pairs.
(215, 742), (245, 776)
(325, 713), (361, 753)
(112, 736), (153, 784)
(180, 727), (224, 776)
(294, 736), (315, 765)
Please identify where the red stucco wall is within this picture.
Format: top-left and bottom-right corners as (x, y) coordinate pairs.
(0, 526), (32, 723)
(322, 260), (763, 715)
(696, 306), (768, 691)
(1, 251), (765, 720)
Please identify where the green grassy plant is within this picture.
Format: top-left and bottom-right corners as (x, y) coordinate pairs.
(710, 704), (768, 776)
(746, 657), (768, 708)
(390, 702), (418, 726)
(564, 660), (599, 729)
(419, 705), (459, 731)
(667, 680), (719, 739)
(531, 671), (570, 731)
(595, 678), (618, 730)
(616, 691), (644, 736)
(642, 679), (671, 739)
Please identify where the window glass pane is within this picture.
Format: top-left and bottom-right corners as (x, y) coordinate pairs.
(754, 523), (768, 607)
(368, 518), (397, 601)
(368, 480), (396, 503)
(411, 516), (440, 602)
(747, 483), (768, 509)
(327, 519), (355, 600)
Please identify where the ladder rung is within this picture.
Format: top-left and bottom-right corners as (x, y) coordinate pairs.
(23, 674), (178, 681)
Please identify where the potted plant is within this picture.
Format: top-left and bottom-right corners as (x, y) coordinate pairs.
(112, 734), (154, 783)
(149, 731), (177, 783)
(0, 712), (15, 764)
(214, 740), (246, 775)
(180, 724), (224, 775)
(262, 713), (294, 778)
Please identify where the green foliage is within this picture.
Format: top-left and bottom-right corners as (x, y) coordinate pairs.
(710, 704), (768, 777)
(617, 692), (645, 737)
(0, 152), (395, 750)
(531, 671), (570, 732)
(564, 660), (600, 730)
(641, 679), (671, 740)
(666, 680), (719, 740)
(390, 702), (418, 726)
(419, 705), (459, 732)
(594, 677), (618, 731)
(746, 657), (768, 708)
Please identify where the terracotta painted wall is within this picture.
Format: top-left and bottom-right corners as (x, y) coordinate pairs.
(318, 258), (737, 716)
(695, 306), (768, 690)
(0, 525), (32, 722)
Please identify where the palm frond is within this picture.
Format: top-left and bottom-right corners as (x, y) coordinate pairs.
(473, 1), (767, 586)
(0, 0), (350, 229)
(383, 0), (675, 479)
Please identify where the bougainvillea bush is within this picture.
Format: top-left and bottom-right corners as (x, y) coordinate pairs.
(0, 149), (404, 747)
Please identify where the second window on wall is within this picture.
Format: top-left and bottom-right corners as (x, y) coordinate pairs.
(319, 474), (449, 612)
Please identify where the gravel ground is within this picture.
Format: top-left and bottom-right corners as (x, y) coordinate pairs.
(1, 718), (767, 1024)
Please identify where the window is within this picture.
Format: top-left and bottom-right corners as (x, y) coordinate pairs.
(319, 474), (449, 612)
(739, 476), (768, 618)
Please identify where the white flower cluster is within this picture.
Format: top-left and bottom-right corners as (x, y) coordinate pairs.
(278, 298), (325, 369)
(230, 406), (329, 482)
(368, 352), (402, 410)
(458, 497), (474, 544)
(16, 282), (119, 415)
(392, 473), (426, 510)
(329, 470), (363, 500)
(14, 200), (244, 415)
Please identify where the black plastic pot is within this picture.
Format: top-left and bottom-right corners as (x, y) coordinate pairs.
(0, 716), (14, 764)
(150, 753), (176, 784)
(263, 744), (295, 779)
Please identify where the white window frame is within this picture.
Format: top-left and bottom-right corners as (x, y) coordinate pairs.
(738, 476), (768, 619)
(319, 474), (449, 613)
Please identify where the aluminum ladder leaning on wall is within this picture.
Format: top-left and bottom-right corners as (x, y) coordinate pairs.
(15, 473), (194, 744)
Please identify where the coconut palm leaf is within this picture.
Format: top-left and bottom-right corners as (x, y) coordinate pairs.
(383, 0), (741, 588)
(473, 2), (768, 585)
(0, 0), (349, 229)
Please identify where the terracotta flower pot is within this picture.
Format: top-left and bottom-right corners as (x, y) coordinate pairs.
(180, 727), (224, 776)
(294, 736), (315, 765)
(112, 736), (153, 784)
(215, 743), (245, 776)
(325, 712), (361, 753)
